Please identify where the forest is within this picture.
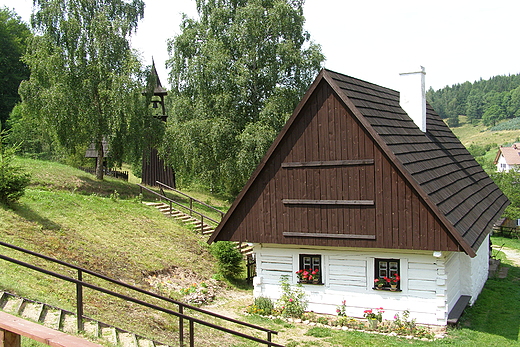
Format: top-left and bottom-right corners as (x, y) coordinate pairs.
(427, 73), (520, 128)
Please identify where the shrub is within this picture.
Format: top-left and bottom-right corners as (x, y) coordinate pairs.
(209, 241), (243, 279)
(0, 133), (30, 205)
(393, 310), (434, 339)
(277, 275), (307, 318)
(246, 296), (274, 316)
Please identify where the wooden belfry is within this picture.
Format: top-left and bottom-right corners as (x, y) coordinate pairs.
(141, 61), (175, 188)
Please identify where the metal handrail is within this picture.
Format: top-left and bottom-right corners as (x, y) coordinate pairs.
(155, 181), (225, 219)
(0, 242), (282, 346)
(138, 184), (220, 226)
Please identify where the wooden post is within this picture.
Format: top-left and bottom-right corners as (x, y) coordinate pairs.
(0, 329), (21, 347)
(179, 305), (183, 347)
(77, 270), (84, 332)
(189, 320), (194, 347)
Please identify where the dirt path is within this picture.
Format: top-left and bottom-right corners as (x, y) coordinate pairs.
(496, 246), (520, 266)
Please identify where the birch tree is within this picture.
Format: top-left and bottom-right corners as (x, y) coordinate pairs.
(165, 0), (324, 196)
(19, 0), (149, 179)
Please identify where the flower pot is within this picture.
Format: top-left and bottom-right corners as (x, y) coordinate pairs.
(313, 278), (319, 284)
(367, 318), (378, 330)
(376, 285), (383, 290)
(390, 284), (397, 291)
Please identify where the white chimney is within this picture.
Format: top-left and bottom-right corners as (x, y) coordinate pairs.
(399, 66), (427, 132)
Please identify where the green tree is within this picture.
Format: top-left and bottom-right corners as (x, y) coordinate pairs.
(465, 90), (484, 123)
(165, 0), (324, 196)
(6, 102), (55, 159)
(482, 104), (504, 127)
(209, 241), (243, 279)
(19, 0), (150, 179)
(491, 169), (520, 220)
(0, 131), (30, 205)
(0, 7), (31, 130)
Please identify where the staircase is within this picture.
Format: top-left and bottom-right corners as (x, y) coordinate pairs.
(0, 290), (169, 347)
(144, 202), (254, 256)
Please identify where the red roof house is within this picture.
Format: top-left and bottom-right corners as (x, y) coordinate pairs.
(494, 144), (520, 172)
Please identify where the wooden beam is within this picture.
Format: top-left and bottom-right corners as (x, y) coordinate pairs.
(1, 329), (20, 347)
(282, 199), (374, 206)
(0, 312), (103, 347)
(281, 159), (374, 168)
(283, 232), (376, 240)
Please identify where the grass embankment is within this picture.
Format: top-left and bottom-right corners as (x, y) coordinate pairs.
(0, 157), (237, 345)
(451, 116), (520, 148)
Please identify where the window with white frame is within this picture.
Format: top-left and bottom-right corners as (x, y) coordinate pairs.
(374, 258), (400, 290)
(296, 254), (322, 284)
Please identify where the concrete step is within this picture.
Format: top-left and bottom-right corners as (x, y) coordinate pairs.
(100, 324), (118, 345)
(0, 291), (171, 347)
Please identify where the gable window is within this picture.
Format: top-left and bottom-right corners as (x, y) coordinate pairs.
(374, 258), (400, 291)
(296, 254), (322, 284)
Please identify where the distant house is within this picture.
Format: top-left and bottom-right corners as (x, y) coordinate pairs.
(494, 144), (520, 172)
(209, 68), (509, 326)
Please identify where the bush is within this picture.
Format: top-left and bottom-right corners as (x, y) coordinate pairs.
(246, 296), (274, 316)
(0, 134), (30, 205)
(209, 241), (243, 279)
(277, 275), (307, 318)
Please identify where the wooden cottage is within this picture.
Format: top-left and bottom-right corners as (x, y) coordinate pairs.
(208, 68), (509, 326)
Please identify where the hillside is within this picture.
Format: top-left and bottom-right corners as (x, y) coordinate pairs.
(0, 157), (233, 344)
(451, 116), (520, 148)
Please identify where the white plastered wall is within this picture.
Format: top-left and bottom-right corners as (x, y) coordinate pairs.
(252, 244), (456, 326)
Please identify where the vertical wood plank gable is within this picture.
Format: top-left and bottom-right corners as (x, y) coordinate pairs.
(218, 80), (461, 252)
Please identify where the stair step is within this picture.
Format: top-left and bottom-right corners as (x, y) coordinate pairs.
(118, 331), (139, 347)
(40, 305), (62, 330)
(21, 301), (44, 321)
(143, 202), (165, 207)
(83, 318), (100, 337)
(2, 295), (23, 315)
(176, 216), (194, 222)
(137, 338), (155, 347)
(0, 291), (171, 347)
(62, 312), (78, 334)
(100, 325), (118, 345)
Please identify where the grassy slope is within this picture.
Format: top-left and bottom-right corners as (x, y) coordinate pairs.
(452, 116), (520, 148)
(0, 158), (226, 344)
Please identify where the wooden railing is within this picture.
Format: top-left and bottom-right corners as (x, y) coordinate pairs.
(137, 184), (222, 232)
(0, 241), (283, 347)
(156, 181), (225, 220)
(77, 166), (129, 181)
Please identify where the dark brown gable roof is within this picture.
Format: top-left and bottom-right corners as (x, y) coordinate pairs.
(209, 69), (509, 256)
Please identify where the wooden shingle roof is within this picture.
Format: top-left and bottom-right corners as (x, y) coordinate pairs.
(324, 70), (508, 252)
(209, 69), (509, 256)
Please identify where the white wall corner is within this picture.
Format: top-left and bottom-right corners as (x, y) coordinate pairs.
(399, 66), (427, 132)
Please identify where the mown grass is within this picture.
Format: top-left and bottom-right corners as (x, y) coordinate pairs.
(451, 115), (520, 148)
(1, 157), (239, 345)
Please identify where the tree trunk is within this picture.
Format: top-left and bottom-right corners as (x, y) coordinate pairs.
(95, 140), (104, 180)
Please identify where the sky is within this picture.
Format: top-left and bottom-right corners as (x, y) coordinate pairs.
(2, 0), (520, 91)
